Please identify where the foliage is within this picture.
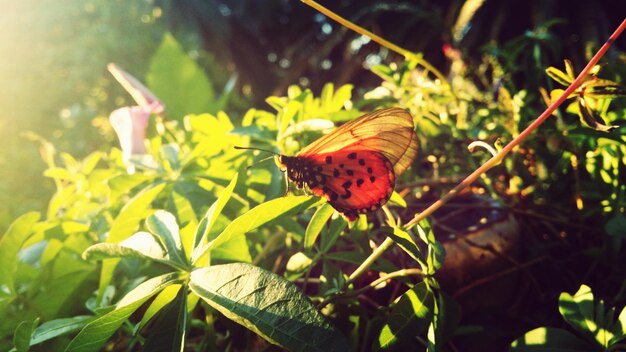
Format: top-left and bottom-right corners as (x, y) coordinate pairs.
(510, 284), (626, 351)
(1, 4), (626, 352)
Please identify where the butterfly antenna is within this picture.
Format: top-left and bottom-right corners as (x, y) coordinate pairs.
(244, 155), (275, 170)
(234, 146), (280, 155)
(235, 146), (282, 170)
(235, 146), (290, 192)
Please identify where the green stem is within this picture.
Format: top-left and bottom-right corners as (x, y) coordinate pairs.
(347, 236), (394, 284)
(349, 268), (424, 297)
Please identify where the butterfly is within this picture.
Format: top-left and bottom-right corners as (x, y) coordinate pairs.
(262, 107), (418, 221)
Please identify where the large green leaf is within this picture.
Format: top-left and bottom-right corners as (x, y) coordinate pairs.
(30, 316), (94, 346)
(147, 33), (217, 121)
(375, 283), (433, 351)
(142, 284), (188, 352)
(189, 263), (350, 352)
(509, 327), (597, 351)
(0, 212), (39, 309)
(65, 272), (183, 352)
(82, 231), (183, 269)
(202, 195), (322, 254)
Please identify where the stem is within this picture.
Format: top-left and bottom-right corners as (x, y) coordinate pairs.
(350, 268), (424, 297)
(300, 0), (451, 89)
(404, 17), (626, 230)
(347, 236), (394, 284)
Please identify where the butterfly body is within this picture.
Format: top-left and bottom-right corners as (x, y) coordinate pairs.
(275, 107), (418, 221)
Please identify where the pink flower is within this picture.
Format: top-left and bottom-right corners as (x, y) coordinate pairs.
(107, 64), (164, 167)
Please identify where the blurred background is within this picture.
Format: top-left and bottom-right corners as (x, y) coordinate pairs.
(1, 0), (624, 229)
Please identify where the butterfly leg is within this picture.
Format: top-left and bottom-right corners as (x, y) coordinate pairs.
(283, 172), (290, 196)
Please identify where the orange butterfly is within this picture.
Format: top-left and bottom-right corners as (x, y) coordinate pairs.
(239, 107), (418, 220)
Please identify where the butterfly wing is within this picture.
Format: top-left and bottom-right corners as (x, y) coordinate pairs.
(296, 107), (418, 177)
(298, 150), (395, 221)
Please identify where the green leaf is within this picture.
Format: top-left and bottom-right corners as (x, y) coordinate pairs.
(208, 232), (252, 264)
(304, 204), (335, 250)
(375, 282), (433, 351)
(612, 305), (626, 344)
(136, 285), (181, 333)
(147, 33), (216, 120)
(279, 100), (302, 136)
(83, 232), (166, 262)
(564, 59), (576, 80)
(142, 284), (188, 352)
(13, 318), (38, 352)
(584, 79), (626, 99)
(330, 84), (353, 112)
(0, 212), (39, 305)
(546, 66), (572, 86)
(160, 143), (181, 171)
(108, 173), (152, 203)
(66, 272), (184, 352)
(389, 191), (407, 208)
(320, 83), (334, 112)
(384, 226), (426, 268)
(559, 284), (596, 342)
(286, 252), (314, 275)
(266, 96), (286, 112)
(416, 221), (445, 274)
(509, 327), (597, 351)
(434, 291), (461, 344)
(192, 173), (238, 263)
(108, 183), (167, 244)
(146, 210), (188, 267)
(43, 167), (73, 180)
(189, 263), (351, 352)
(204, 196), (322, 253)
(320, 216), (347, 254)
(81, 151), (104, 174)
(578, 97), (617, 132)
(30, 266), (96, 320)
(30, 316), (94, 346)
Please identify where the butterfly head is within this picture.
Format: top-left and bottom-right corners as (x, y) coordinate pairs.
(275, 155), (314, 189)
(274, 155), (287, 172)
